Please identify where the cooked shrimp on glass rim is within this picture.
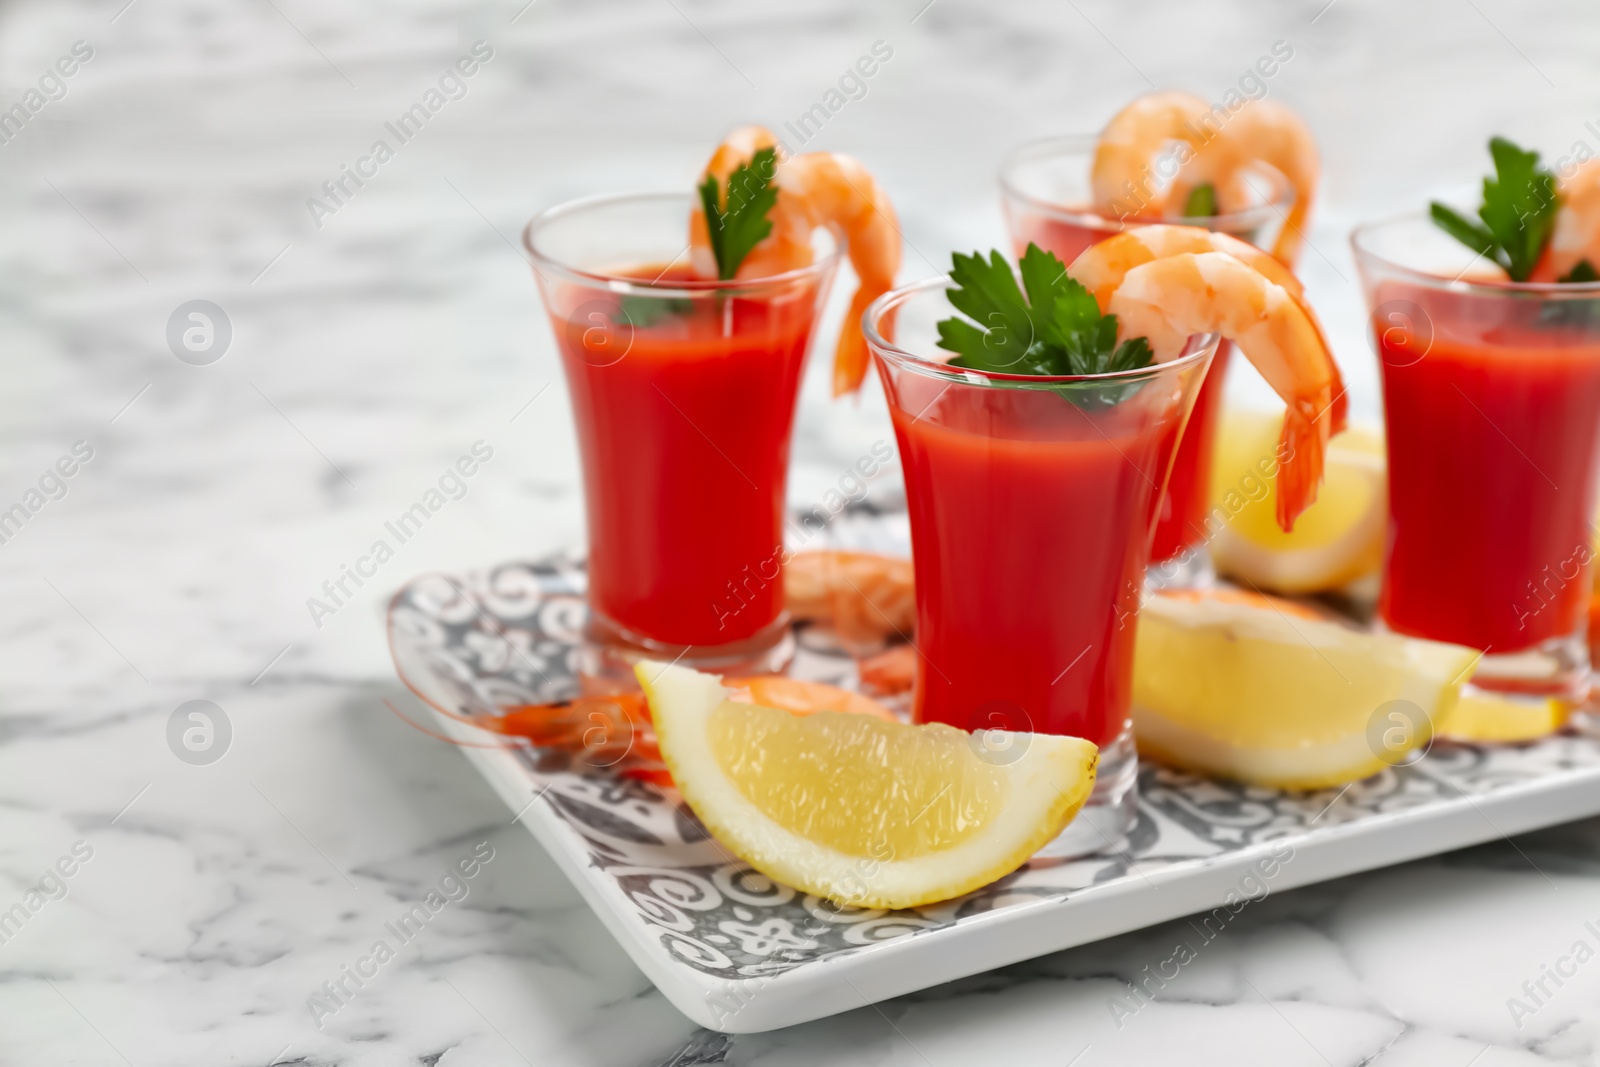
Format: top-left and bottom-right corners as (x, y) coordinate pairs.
(904, 228), (1343, 530)
(1088, 89), (1319, 265)
(1419, 138), (1600, 285)
(1067, 225), (1348, 435)
(1542, 158), (1600, 282)
(688, 125), (903, 395)
(1072, 230), (1342, 527)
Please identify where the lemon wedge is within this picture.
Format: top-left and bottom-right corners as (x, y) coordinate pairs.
(636, 661), (1098, 909)
(1434, 689), (1569, 743)
(1209, 410), (1386, 594)
(1132, 590), (1480, 790)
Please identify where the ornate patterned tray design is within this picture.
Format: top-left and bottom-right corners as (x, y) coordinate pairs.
(386, 509), (1600, 1033)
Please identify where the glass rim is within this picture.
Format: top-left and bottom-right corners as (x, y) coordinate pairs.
(862, 275), (1218, 386)
(997, 134), (1296, 236)
(1350, 210), (1600, 297)
(522, 191), (844, 295)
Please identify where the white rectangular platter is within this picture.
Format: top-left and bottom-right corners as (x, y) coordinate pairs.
(388, 549), (1600, 1033)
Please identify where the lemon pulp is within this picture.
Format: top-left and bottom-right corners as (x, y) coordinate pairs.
(1436, 689), (1569, 743)
(709, 703), (1004, 858)
(639, 661), (1099, 909)
(1133, 592), (1480, 789)
(1209, 410), (1386, 593)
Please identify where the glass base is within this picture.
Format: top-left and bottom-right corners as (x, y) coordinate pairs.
(1031, 725), (1138, 860)
(1464, 630), (1591, 704)
(1570, 693), (1600, 738)
(1374, 624), (1595, 706)
(1146, 547), (1215, 591)
(576, 609), (796, 691)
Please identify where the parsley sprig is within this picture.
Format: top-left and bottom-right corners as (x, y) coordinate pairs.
(1428, 137), (1577, 283)
(936, 243), (1154, 381)
(697, 146), (780, 280)
(1181, 183), (1217, 219)
(617, 293), (692, 328)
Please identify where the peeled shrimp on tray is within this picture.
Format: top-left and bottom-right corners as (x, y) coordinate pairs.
(490, 675), (898, 787)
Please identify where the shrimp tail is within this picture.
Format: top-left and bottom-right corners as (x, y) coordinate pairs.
(832, 285), (876, 396)
(1087, 239), (1342, 534)
(1271, 201), (1310, 266)
(1276, 400), (1330, 531)
(1327, 356), (1349, 434)
(1291, 281), (1346, 433)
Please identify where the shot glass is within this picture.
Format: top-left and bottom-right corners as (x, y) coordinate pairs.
(1000, 135), (1294, 586)
(525, 193), (841, 675)
(864, 276), (1216, 856)
(1353, 212), (1600, 704)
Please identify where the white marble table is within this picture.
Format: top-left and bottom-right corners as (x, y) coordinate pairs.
(3, 0), (1599, 1062)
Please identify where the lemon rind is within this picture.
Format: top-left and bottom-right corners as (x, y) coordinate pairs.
(1210, 429), (1386, 594)
(638, 661), (1098, 910)
(1435, 692), (1569, 743)
(1133, 597), (1480, 789)
(1134, 702), (1398, 791)
(1210, 493), (1385, 594)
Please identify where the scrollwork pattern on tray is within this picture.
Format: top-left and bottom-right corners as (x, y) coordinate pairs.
(388, 534), (1600, 982)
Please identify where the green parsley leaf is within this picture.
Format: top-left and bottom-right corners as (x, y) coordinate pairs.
(1539, 258), (1600, 329)
(697, 146), (780, 280)
(1107, 335), (1155, 374)
(1561, 259), (1599, 283)
(1430, 136), (1558, 282)
(1182, 183), (1218, 219)
(616, 294), (691, 328)
(1019, 243), (1098, 357)
(936, 244), (1156, 406)
(1429, 202), (1497, 260)
(1017, 241), (1076, 327)
(939, 249), (1041, 371)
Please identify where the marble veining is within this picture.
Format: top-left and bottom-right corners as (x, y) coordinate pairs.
(3, 0), (1600, 1062)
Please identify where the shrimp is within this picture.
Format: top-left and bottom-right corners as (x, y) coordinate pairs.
(1166, 99), (1318, 265)
(1069, 226), (1347, 431)
(494, 677), (897, 787)
(1090, 90), (1210, 216)
(1537, 158), (1600, 281)
(1091, 92), (1320, 265)
(688, 125), (792, 278)
(858, 643), (916, 697)
(784, 549), (915, 648)
(691, 127), (903, 396)
(1068, 226), (1343, 530)
(725, 676), (899, 722)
